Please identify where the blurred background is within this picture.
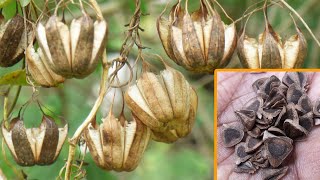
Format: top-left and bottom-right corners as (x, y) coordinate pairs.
(0, 0), (319, 179)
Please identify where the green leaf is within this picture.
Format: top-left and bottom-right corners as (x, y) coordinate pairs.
(19, 0), (30, 7)
(0, 0), (13, 9)
(0, 70), (29, 86)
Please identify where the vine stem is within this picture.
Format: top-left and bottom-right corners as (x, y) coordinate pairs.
(279, 0), (320, 47)
(64, 53), (109, 180)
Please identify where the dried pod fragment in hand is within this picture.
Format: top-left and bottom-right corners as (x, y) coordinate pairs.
(125, 66), (198, 143)
(83, 112), (151, 171)
(36, 14), (107, 78)
(157, 0), (236, 73)
(1, 115), (68, 166)
(26, 45), (65, 87)
(265, 137), (293, 168)
(261, 166), (289, 180)
(221, 124), (244, 147)
(0, 15), (33, 67)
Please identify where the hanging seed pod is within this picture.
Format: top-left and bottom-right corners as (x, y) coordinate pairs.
(125, 65), (198, 143)
(0, 14), (33, 67)
(237, 5), (307, 69)
(1, 115), (68, 166)
(36, 13), (107, 78)
(157, 0), (236, 74)
(84, 111), (151, 171)
(26, 45), (65, 87)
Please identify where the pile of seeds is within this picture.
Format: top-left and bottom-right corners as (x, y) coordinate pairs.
(221, 72), (320, 179)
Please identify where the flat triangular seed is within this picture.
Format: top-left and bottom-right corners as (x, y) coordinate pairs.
(264, 87), (286, 109)
(265, 137), (293, 168)
(234, 161), (256, 174)
(262, 108), (281, 123)
(222, 124), (244, 147)
(253, 159), (269, 169)
(268, 127), (286, 136)
(235, 142), (252, 165)
(286, 84), (303, 104)
(283, 119), (308, 140)
(313, 99), (320, 117)
(258, 76), (281, 99)
(235, 110), (256, 131)
(244, 97), (263, 112)
(286, 103), (299, 123)
(299, 112), (314, 131)
(296, 94), (312, 114)
(245, 136), (263, 153)
(261, 166), (289, 180)
(252, 77), (269, 93)
(282, 72), (307, 90)
(248, 127), (262, 138)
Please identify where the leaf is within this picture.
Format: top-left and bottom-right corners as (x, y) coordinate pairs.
(0, 70), (29, 86)
(0, 0), (13, 9)
(19, 0), (30, 7)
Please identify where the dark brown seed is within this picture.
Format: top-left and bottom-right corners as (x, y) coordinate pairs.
(265, 137), (293, 168)
(286, 84), (303, 104)
(267, 127), (286, 136)
(252, 77), (269, 93)
(234, 161), (256, 174)
(296, 94), (312, 114)
(262, 109), (281, 123)
(244, 97), (263, 112)
(283, 119), (308, 140)
(264, 87), (286, 109)
(286, 103), (299, 123)
(274, 106), (287, 128)
(261, 166), (289, 180)
(299, 112), (314, 131)
(222, 124), (244, 147)
(258, 76), (281, 99)
(235, 142), (252, 164)
(282, 72), (307, 90)
(235, 110), (256, 131)
(245, 136), (263, 153)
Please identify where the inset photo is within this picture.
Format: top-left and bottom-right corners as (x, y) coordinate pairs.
(215, 71), (320, 180)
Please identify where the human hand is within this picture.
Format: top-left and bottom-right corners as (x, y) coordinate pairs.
(217, 72), (320, 180)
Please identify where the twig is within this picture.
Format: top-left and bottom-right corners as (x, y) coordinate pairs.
(279, 0), (320, 47)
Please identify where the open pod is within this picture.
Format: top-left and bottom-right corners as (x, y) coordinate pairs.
(36, 11), (108, 79)
(1, 114), (68, 166)
(0, 14), (33, 67)
(125, 64), (198, 143)
(84, 111), (151, 172)
(237, 6), (307, 69)
(157, 0), (236, 74)
(26, 44), (65, 87)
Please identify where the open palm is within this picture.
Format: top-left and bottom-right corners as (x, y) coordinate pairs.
(217, 72), (320, 180)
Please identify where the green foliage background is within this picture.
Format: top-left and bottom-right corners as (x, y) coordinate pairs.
(0, 0), (319, 179)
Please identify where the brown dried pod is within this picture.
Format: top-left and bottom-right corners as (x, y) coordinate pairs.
(235, 109), (256, 131)
(234, 161), (256, 174)
(283, 119), (308, 140)
(299, 112), (314, 132)
(235, 142), (252, 165)
(264, 137), (293, 168)
(125, 65), (198, 143)
(83, 112), (151, 171)
(221, 123), (244, 147)
(157, 0), (237, 73)
(286, 84), (303, 104)
(0, 15), (33, 67)
(26, 45), (65, 87)
(36, 14), (108, 78)
(245, 136), (263, 153)
(1, 115), (68, 166)
(282, 72), (307, 89)
(261, 166), (289, 180)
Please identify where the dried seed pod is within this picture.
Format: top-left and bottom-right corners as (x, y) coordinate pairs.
(1, 115), (68, 166)
(235, 110), (256, 131)
(157, 0), (236, 74)
(283, 119), (308, 140)
(36, 14), (107, 78)
(245, 136), (263, 153)
(84, 112), (151, 171)
(282, 72), (307, 89)
(0, 15), (33, 67)
(235, 142), (252, 165)
(26, 45), (65, 87)
(125, 66), (198, 143)
(221, 124), (244, 147)
(264, 137), (293, 168)
(261, 166), (289, 180)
